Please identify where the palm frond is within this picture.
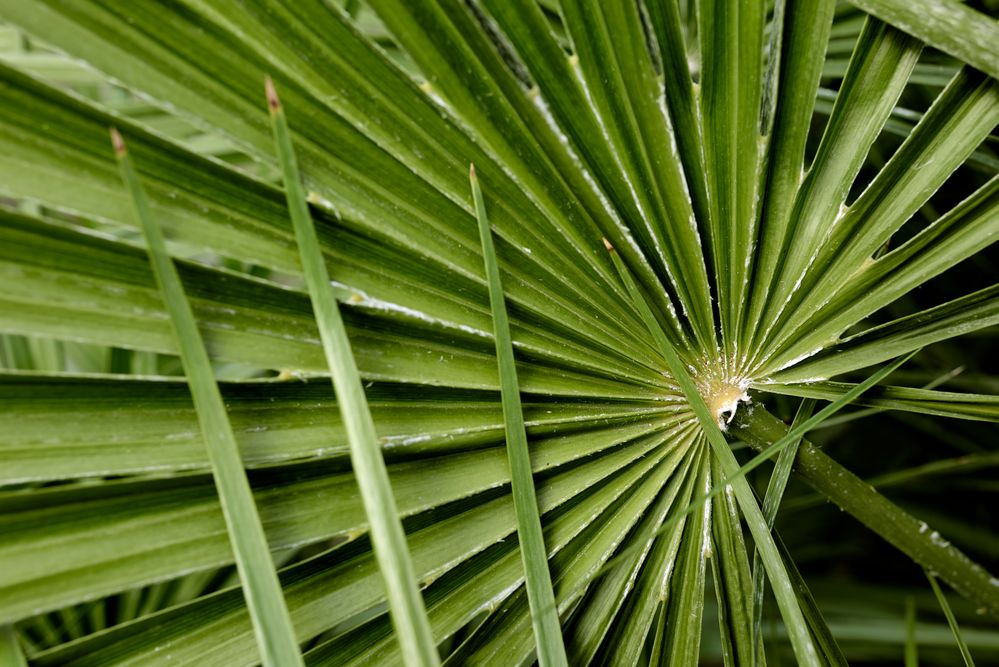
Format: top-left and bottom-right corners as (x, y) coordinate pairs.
(1, 0), (997, 664)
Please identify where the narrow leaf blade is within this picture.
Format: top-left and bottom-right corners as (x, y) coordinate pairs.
(266, 80), (438, 667)
(926, 571), (976, 667)
(470, 164), (567, 667)
(112, 128), (303, 667)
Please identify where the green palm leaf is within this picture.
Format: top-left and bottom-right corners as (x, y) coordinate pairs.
(1, 0), (997, 664)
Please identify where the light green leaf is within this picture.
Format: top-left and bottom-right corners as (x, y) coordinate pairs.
(764, 70), (999, 367)
(599, 456), (698, 667)
(2, 0), (998, 663)
(770, 172), (999, 368)
(0, 16), (657, 371)
(560, 0), (715, 349)
(759, 380), (999, 422)
(710, 463), (757, 667)
(444, 434), (695, 667)
(747, 18), (922, 362)
(748, 0), (836, 351)
(644, 0), (710, 225)
(0, 625), (27, 667)
(768, 284), (999, 383)
(925, 571), (976, 667)
(267, 78), (437, 666)
(30, 428), (677, 665)
(751, 399), (816, 666)
(0, 208), (662, 397)
(112, 128), (303, 666)
(0, 418), (669, 624)
(847, 0), (999, 80)
(471, 165), (565, 666)
(699, 0), (764, 356)
(562, 448), (698, 665)
(313, 435), (687, 666)
(0, 372), (668, 484)
(664, 454), (712, 665)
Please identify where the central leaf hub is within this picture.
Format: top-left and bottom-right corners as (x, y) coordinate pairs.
(693, 368), (750, 428)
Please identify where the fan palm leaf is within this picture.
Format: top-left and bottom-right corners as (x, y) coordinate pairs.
(0, 0), (997, 664)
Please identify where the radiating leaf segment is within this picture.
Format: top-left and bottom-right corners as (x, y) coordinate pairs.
(266, 78), (439, 667)
(605, 239), (821, 667)
(111, 128), (304, 667)
(470, 165), (568, 667)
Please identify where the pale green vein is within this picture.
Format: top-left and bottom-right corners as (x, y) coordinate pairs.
(471, 164), (568, 667)
(265, 79), (438, 667)
(111, 128), (304, 667)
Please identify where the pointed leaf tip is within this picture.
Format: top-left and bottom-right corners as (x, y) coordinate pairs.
(469, 163), (477, 181)
(109, 127), (126, 157)
(265, 76), (280, 113)
(602, 237), (615, 253)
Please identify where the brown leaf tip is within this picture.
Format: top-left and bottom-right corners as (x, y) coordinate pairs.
(265, 76), (280, 113)
(109, 127), (126, 156)
(602, 237), (615, 253)
(469, 163), (477, 180)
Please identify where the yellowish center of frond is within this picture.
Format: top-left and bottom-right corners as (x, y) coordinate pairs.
(693, 368), (750, 429)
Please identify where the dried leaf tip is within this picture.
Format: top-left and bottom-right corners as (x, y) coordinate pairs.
(265, 76), (281, 113)
(109, 127), (126, 157)
(469, 163), (477, 181)
(602, 237), (615, 253)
